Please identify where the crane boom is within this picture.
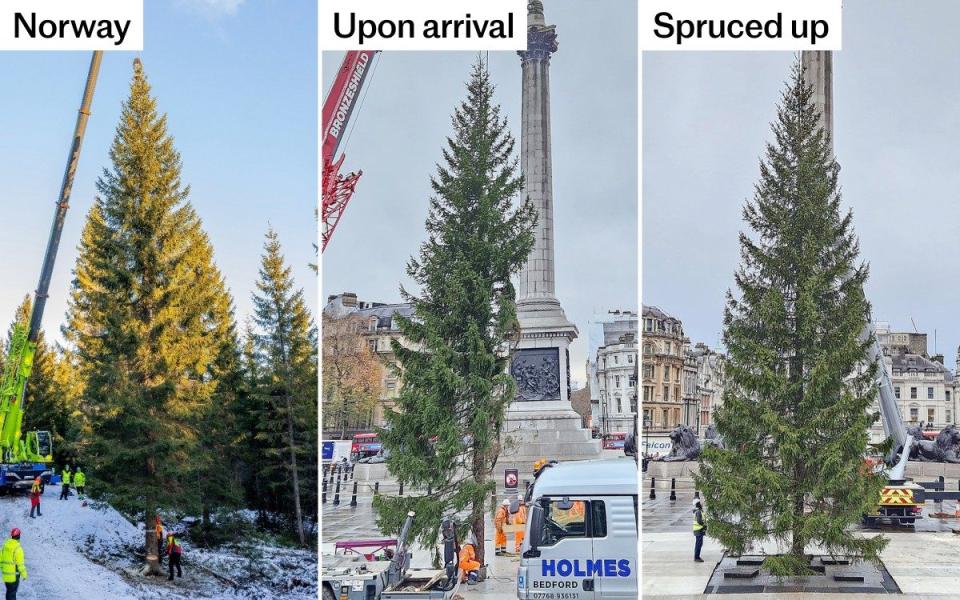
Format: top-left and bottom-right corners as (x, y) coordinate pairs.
(0, 51), (102, 466)
(321, 50), (379, 252)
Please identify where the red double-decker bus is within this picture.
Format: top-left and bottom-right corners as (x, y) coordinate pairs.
(603, 432), (627, 449)
(351, 432), (382, 460)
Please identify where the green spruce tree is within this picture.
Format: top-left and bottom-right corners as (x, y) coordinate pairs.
(250, 228), (318, 546)
(64, 59), (238, 574)
(696, 59), (887, 575)
(373, 60), (537, 557)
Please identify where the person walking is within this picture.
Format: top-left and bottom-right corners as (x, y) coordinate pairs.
(165, 532), (183, 580)
(1, 528), (27, 600)
(59, 467), (72, 500)
(74, 468), (86, 499)
(693, 498), (706, 562)
(494, 500), (509, 556)
(28, 479), (41, 519)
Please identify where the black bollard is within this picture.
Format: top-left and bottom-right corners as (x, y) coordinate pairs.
(350, 481), (358, 507)
(333, 479), (341, 506)
(649, 477), (656, 499)
(669, 478), (676, 501)
(940, 475), (945, 491)
(322, 488), (327, 504)
(322, 477), (328, 494)
(374, 481), (380, 496)
(399, 481), (404, 496)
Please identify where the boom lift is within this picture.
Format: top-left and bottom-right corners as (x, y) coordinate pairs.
(0, 51), (103, 492)
(321, 50), (379, 252)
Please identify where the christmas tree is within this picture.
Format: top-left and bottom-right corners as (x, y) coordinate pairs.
(696, 59), (888, 575)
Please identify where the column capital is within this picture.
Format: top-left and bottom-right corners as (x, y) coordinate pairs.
(518, 26), (558, 63)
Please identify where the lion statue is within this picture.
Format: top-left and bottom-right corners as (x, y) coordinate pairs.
(703, 424), (724, 449)
(905, 423), (960, 463)
(660, 424), (701, 462)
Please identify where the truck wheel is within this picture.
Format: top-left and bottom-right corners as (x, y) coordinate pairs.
(322, 585), (336, 600)
(862, 516), (877, 528)
(902, 517), (915, 525)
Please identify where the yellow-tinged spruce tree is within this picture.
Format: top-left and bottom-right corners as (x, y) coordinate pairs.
(64, 59), (238, 574)
(695, 59), (887, 575)
(373, 60), (537, 559)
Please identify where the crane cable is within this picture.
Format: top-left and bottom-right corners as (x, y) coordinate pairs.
(339, 51), (381, 158)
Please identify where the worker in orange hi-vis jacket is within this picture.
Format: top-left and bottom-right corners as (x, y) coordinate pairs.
(494, 500), (509, 555)
(510, 500), (527, 553)
(458, 533), (481, 585)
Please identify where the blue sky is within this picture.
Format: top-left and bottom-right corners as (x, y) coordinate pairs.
(0, 0), (317, 345)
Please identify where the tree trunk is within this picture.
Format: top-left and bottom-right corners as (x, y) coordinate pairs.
(286, 392), (306, 546)
(144, 508), (163, 576)
(790, 493), (805, 559)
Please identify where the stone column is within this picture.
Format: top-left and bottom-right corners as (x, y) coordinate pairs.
(498, 1), (601, 484)
(801, 51), (833, 151)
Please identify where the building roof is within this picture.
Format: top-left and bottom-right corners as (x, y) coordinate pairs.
(531, 458), (637, 497)
(642, 305), (678, 322)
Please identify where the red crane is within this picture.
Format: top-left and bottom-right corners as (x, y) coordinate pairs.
(322, 50), (379, 252)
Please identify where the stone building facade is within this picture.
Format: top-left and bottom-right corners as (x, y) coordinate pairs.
(641, 305), (688, 436)
(869, 323), (959, 441)
(323, 292), (412, 428)
(689, 342), (725, 430)
(590, 311), (638, 435)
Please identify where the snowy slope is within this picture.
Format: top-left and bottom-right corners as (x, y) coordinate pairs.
(0, 490), (316, 599)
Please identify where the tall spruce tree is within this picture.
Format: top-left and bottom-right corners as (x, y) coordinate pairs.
(251, 228), (318, 546)
(64, 59), (238, 574)
(695, 60), (887, 575)
(373, 60), (536, 557)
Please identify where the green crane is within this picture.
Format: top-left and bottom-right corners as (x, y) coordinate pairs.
(0, 52), (103, 477)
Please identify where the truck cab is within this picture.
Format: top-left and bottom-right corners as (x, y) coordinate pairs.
(517, 459), (638, 600)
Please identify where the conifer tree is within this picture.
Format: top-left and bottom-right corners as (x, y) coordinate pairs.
(64, 59), (238, 574)
(373, 60), (536, 557)
(696, 60), (887, 575)
(250, 228), (318, 546)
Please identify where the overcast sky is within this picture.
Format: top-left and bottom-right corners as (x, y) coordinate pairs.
(0, 1), (317, 347)
(644, 0), (960, 370)
(322, 0), (638, 386)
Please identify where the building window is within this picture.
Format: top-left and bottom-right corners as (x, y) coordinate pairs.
(615, 375), (621, 388)
(911, 387), (917, 399)
(662, 408), (669, 426)
(929, 387), (935, 400)
(643, 344), (653, 355)
(910, 407), (919, 421)
(663, 365), (670, 380)
(663, 386), (670, 401)
(368, 339), (377, 352)
(643, 364), (653, 379)
(928, 408), (936, 424)
(643, 409), (651, 427)
(645, 319), (653, 332)
(643, 386), (653, 402)
(675, 385), (681, 400)
(617, 397), (622, 414)
(628, 354), (634, 364)
(895, 387), (900, 399)
(665, 341), (671, 354)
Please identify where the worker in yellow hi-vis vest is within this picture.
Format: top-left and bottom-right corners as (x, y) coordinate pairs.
(693, 498), (706, 562)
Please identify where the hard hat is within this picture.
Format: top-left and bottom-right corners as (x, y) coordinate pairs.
(10, 528), (20, 538)
(501, 499), (510, 506)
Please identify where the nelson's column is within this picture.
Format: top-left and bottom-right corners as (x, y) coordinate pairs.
(500, 0), (602, 483)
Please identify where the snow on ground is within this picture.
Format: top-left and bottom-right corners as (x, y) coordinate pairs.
(0, 487), (316, 599)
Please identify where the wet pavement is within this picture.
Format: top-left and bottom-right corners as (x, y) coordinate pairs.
(642, 475), (960, 598)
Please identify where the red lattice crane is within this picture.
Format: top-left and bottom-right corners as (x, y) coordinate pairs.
(322, 51), (379, 252)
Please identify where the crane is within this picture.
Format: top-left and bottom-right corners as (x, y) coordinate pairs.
(321, 50), (379, 252)
(0, 51), (103, 491)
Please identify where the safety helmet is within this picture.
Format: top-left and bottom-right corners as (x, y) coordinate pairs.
(10, 528), (20, 539)
(533, 459), (547, 472)
(501, 499), (510, 507)
(34, 476), (40, 482)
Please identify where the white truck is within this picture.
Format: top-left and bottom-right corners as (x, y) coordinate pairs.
(516, 459), (638, 600)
